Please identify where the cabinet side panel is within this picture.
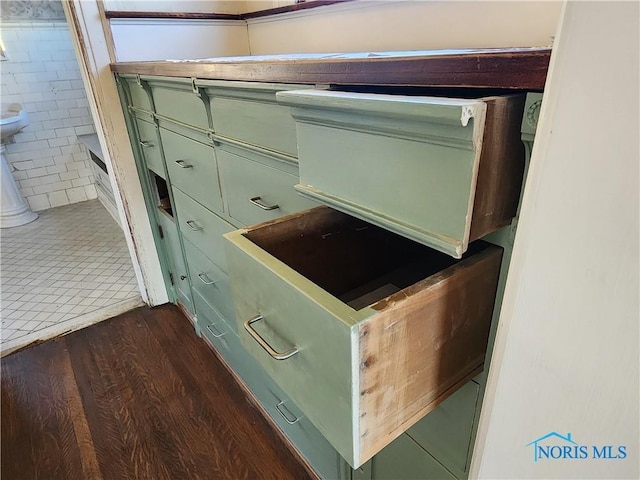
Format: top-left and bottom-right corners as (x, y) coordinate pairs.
(357, 246), (503, 464)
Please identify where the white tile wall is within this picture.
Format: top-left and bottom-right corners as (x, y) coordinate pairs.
(1, 21), (98, 211)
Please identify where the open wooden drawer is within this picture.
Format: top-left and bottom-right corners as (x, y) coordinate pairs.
(277, 90), (525, 258)
(224, 206), (502, 468)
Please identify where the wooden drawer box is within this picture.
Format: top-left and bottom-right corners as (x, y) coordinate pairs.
(160, 128), (223, 215)
(224, 206), (502, 468)
(277, 90), (525, 258)
(200, 81), (306, 157)
(171, 186), (236, 273)
(135, 118), (165, 178)
(218, 146), (317, 227)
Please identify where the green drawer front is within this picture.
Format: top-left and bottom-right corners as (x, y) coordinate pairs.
(225, 234), (354, 462)
(184, 239), (236, 332)
(278, 90), (488, 258)
(210, 96), (298, 157)
(196, 298), (346, 480)
(218, 149), (317, 226)
(135, 119), (165, 178)
(257, 379), (347, 480)
(372, 434), (455, 480)
(161, 128), (223, 215)
(149, 82), (209, 130)
(171, 186), (235, 273)
(122, 76), (153, 112)
(156, 210), (193, 315)
(407, 380), (480, 476)
(195, 290), (235, 349)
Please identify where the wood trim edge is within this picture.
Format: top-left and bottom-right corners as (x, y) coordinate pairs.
(104, 1), (354, 21)
(242, 0), (355, 19)
(105, 11), (242, 20)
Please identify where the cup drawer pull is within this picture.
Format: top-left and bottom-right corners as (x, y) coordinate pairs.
(197, 272), (216, 285)
(249, 196), (279, 211)
(139, 140), (153, 148)
(175, 160), (193, 169)
(206, 323), (225, 338)
(275, 401), (300, 425)
(186, 220), (202, 231)
(243, 314), (298, 361)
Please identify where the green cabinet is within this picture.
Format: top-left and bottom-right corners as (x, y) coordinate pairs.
(117, 74), (348, 479)
(116, 70), (540, 480)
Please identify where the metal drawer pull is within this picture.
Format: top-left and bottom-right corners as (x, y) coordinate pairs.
(174, 160), (193, 169)
(275, 401), (300, 425)
(139, 140), (153, 148)
(206, 323), (225, 338)
(197, 273), (216, 285)
(186, 220), (202, 231)
(243, 314), (298, 361)
(249, 196), (279, 211)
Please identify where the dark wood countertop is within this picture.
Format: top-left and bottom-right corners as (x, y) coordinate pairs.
(110, 48), (551, 90)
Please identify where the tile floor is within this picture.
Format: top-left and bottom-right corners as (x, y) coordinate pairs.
(1, 199), (143, 355)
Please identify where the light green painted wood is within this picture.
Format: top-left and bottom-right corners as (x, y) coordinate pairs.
(278, 90), (487, 258)
(224, 231), (359, 465)
(257, 375), (350, 480)
(194, 288), (234, 347)
(115, 75), (176, 303)
(120, 75), (153, 112)
(200, 80), (307, 157)
(134, 118), (165, 178)
(218, 149), (317, 226)
(146, 77), (210, 131)
(160, 128), (224, 215)
(171, 186), (236, 273)
(195, 293), (348, 480)
(155, 116), (211, 146)
(156, 210), (194, 315)
(183, 238), (236, 332)
(372, 434), (455, 480)
(352, 460), (372, 480)
(407, 380), (480, 477)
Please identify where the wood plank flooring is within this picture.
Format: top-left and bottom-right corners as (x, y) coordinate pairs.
(1, 304), (314, 480)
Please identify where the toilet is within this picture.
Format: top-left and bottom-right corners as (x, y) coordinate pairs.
(1, 104), (38, 228)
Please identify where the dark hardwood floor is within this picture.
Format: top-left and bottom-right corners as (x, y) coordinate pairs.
(1, 305), (314, 480)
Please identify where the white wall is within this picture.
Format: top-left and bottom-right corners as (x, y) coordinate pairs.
(102, 1), (246, 14)
(472, 2), (639, 479)
(247, 0), (561, 54)
(1, 22), (98, 211)
(110, 19), (250, 61)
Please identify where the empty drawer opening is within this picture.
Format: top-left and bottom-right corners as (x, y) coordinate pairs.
(244, 207), (485, 310)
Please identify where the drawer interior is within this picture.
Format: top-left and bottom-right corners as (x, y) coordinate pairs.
(244, 207), (483, 310)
